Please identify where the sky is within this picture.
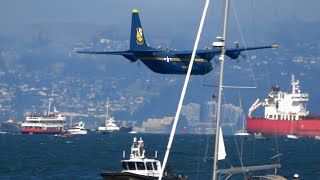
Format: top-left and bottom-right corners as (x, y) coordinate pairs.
(1, 0), (319, 25)
(1, 0), (319, 48)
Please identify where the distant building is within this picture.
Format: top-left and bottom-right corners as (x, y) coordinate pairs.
(190, 101), (243, 135)
(135, 117), (175, 134)
(135, 101), (244, 134)
(200, 101), (245, 135)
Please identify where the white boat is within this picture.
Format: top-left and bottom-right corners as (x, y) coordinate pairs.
(67, 121), (87, 135)
(254, 132), (267, 140)
(21, 98), (66, 134)
(100, 137), (188, 180)
(128, 131), (137, 134)
(234, 131), (250, 136)
(287, 120), (298, 139)
(287, 134), (299, 139)
(98, 98), (132, 133)
(315, 136), (320, 140)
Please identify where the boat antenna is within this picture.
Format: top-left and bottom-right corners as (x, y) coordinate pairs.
(158, 0), (210, 179)
(213, 0), (230, 179)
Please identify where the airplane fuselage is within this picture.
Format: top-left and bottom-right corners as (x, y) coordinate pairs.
(134, 51), (213, 75)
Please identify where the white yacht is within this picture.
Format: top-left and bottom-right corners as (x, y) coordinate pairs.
(67, 121), (87, 135)
(98, 98), (132, 133)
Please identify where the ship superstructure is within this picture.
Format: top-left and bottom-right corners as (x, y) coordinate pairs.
(247, 75), (320, 137)
(21, 99), (66, 134)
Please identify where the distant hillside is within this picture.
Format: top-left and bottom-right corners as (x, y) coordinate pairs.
(0, 20), (319, 127)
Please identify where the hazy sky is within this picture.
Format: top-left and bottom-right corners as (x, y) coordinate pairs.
(1, 0), (319, 47)
(1, 0), (319, 25)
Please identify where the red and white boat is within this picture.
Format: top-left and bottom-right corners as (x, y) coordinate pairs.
(247, 75), (320, 137)
(21, 99), (66, 134)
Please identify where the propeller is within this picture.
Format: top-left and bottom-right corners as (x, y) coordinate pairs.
(136, 59), (141, 67)
(204, 45), (211, 50)
(234, 41), (239, 48)
(233, 41), (248, 63)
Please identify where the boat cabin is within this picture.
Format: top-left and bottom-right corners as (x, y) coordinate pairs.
(121, 137), (162, 177)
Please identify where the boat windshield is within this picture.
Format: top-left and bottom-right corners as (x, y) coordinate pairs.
(153, 162), (158, 170)
(123, 161), (158, 171)
(146, 162), (153, 170)
(127, 162), (136, 170)
(122, 162), (127, 170)
(136, 162), (145, 170)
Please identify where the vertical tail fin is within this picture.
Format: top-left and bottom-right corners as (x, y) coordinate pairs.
(130, 9), (154, 51)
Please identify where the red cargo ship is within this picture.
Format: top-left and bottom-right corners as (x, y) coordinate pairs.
(247, 75), (320, 137)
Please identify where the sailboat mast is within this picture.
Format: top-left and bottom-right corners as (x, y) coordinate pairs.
(105, 98), (109, 126)
(213, 0), (230, 179)
(239, 94), (245, 132)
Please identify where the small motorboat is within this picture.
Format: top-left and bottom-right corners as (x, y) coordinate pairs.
(101, 137), (188, 180)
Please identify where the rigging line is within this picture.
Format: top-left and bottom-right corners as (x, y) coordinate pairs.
(204, 90), (216, 162)
(222, 87), (248, 178)
(237, 91), (249, 178)
(158, 0), (210, 179)
(230, 1), (258, 88)
(203, 95), (212, 162)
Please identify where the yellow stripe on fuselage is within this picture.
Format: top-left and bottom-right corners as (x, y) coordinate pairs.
(139, 57), (207, 62)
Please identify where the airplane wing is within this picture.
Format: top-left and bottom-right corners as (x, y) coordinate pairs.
(77, 50), (133, 55)
(224, 45), (278, 59)
(176, 44), (278, 61)
(76, 50), (139, 62)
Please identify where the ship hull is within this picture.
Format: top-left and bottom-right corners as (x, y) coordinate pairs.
(101, 127), (133, 134)
(101, 172), (187, 180)
(21, 128), (63, 134)
(247, 118), (320, 137)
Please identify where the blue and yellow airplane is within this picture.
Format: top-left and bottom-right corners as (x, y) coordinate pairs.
(77, 9), (278, 75)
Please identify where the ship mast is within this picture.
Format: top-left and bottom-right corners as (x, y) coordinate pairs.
(291, 74), (300, 94)
(213, 0), (230, 179)
(47, 98), (53, 116)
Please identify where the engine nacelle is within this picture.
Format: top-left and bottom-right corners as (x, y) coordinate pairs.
(226, 51), (241, 59)
(123, 55), (138, 62)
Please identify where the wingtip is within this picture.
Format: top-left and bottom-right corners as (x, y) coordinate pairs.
(132, 9), (139, 13)
(272, 44), (279, 49)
